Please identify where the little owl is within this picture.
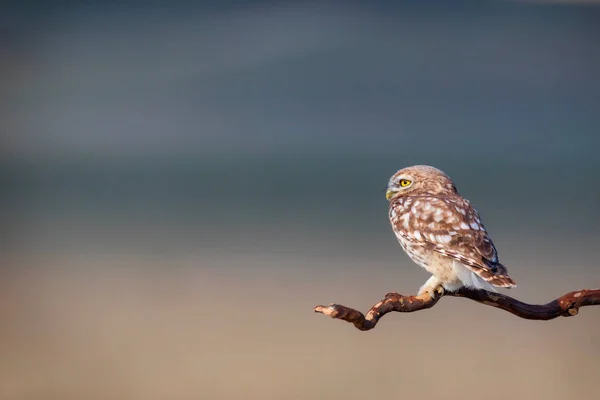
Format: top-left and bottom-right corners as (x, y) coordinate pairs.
(385, 165), (516, 296)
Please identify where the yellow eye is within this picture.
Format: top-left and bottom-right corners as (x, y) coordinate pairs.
(399, 179), (412, 187)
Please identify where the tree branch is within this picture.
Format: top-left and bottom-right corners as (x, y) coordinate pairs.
(314, 287), (600, 331)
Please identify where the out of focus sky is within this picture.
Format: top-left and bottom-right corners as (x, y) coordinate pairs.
(2, 0), (599, 162)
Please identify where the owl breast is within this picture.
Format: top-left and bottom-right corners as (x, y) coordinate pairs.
(396, 234), (462, 285)
(389, 197), (462, 282)
(397, 236), (429, 269)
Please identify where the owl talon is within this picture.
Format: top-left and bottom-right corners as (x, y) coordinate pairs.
(422, 286), (444, 299)
(418, 276), (443, 298)
(417, 286), (437, 299)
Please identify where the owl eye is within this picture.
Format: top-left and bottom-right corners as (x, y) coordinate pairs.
(399, 179), (412, 187)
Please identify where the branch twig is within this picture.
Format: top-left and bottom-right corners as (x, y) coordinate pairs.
(314, 287), (600, 331)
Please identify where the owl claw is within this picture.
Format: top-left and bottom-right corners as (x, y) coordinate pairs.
(418, 285), (444, 299)
(418, 276), (444, 299)
(417, 286), (435, 298)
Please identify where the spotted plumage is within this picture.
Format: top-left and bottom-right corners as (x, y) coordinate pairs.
(386, 165), (516, 295)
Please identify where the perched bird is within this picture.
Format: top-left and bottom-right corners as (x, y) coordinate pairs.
(385, 165), (516, 296)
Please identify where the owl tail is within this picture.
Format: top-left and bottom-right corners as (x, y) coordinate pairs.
(480, 261), (517, 288)
(454, 261), (516, 291)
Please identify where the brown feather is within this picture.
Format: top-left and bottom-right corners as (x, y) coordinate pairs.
(390, 194), (516, 288)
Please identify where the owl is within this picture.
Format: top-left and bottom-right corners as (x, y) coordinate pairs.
(385, 165), (516, 296)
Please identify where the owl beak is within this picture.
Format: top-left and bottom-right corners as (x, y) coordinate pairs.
(385, 187), (397, 201)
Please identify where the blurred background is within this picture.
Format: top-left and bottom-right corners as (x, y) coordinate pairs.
(1, 0), (599, 399)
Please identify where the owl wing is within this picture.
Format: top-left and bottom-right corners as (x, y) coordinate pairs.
(390, 196), (516, 287)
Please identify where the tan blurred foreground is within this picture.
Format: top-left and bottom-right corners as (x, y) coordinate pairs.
(0, 252), (598, 400)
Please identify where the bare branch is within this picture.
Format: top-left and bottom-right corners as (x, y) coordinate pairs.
(314, 287), (600, 331)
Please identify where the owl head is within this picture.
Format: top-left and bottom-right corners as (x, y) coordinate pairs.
(386, 165), (458, 201)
